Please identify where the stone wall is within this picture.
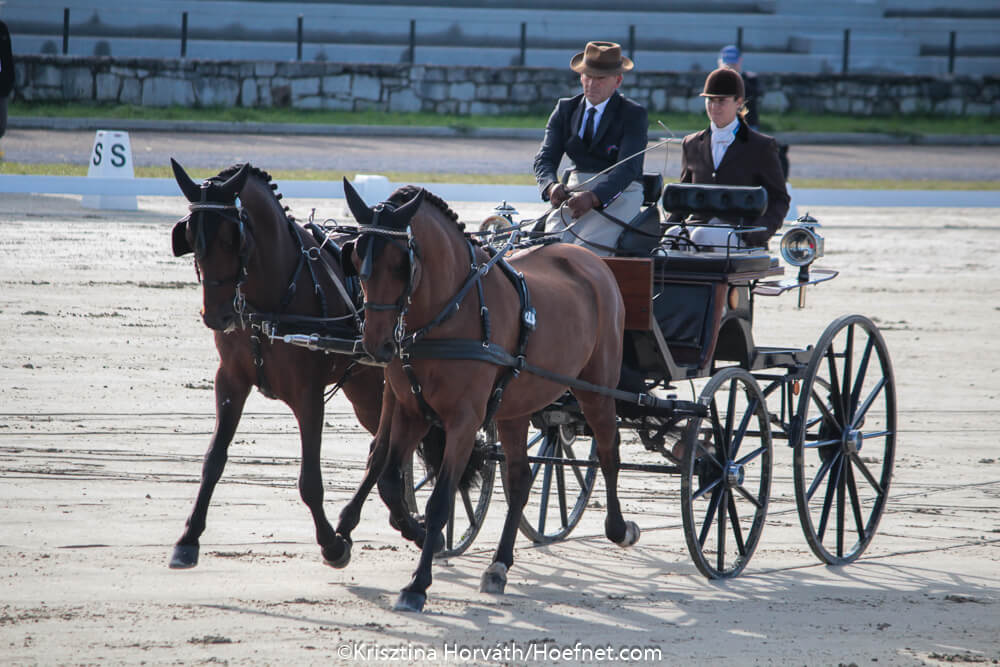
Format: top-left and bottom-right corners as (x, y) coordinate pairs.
(13, 54), (1000, 116)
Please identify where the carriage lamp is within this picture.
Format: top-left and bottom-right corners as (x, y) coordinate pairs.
(779, 213), (825, 308)
(480, 201), (521, 243)
(493, 201), (519, 222)
(780, 213), (824, 269)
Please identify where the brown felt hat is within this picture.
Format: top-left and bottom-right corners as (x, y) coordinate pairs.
(700, 67), (745, 99)
(570, 41), (634, 77)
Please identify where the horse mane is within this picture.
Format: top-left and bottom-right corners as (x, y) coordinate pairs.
(213, 162), (295, 222)
(387, 185), (466, 234)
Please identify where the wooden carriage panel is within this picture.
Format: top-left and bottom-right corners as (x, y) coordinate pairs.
(602, 257), (653, 331)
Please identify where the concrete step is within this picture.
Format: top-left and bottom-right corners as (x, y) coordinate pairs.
(882, 0), (1000, 18)
(788, 32), (921, 57)
(774, 0), (882, 19)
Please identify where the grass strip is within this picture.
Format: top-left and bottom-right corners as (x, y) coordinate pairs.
(11, 102), (999, 136)
(3, 162), (997, 190)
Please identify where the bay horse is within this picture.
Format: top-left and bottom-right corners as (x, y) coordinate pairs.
(326, 180), (638, 612)
(167, 160), (458, 569)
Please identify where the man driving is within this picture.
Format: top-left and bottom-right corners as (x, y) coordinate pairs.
(533, 41), (648, 256)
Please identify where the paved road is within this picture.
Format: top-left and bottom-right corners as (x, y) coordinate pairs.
(5, 128), (1000, 181)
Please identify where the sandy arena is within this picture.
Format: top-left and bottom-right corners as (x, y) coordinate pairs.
(1, 192), (998, 666)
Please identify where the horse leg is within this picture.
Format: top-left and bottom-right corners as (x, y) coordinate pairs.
(377, 427), (433, 549)
(480, 416), (531, 595)
(288, 386), (341, 565)
(328, 384), (397, 568)
(340, 363), (384, 436)
(395, 417), (477, 613)
(577, 392), (640, 548)
(169, 368), (251, 568)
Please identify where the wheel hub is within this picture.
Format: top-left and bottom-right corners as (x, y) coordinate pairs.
(843, 428), (863, 454)
(726, 462), (745, 487)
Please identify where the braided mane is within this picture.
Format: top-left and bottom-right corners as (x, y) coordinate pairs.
(213, 162), (294, 221)
(387, 185), (466, 233)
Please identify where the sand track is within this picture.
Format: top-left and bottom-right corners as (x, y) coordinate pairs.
(1, 193), (998, 666)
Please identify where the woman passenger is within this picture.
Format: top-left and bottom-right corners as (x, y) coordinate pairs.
(665, 67), (789, 250)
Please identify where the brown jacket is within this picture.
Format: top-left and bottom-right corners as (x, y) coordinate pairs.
(667, 121), (789, 247)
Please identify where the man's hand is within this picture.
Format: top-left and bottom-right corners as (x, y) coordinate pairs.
(547, 183), (570, 207)
(566, 191), (600, 218)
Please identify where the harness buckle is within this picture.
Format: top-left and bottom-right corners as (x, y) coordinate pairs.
(233, 290), (246, 316)
(512, 354), (526, 377)
(523, 308), (537, 330)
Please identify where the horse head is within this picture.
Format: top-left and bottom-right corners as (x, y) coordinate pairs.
(341, 178), (425, 362)
(171, 158), (252, 331)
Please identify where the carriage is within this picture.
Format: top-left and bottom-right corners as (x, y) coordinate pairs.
(278, 178), (896, 580)
(168, 161), (895, 609)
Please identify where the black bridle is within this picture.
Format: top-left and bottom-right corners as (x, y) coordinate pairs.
(177, 182), (346, 332)
(357, 215), (513, 351)
(356, 202), (422, 345)
(180, 181), (254, 323)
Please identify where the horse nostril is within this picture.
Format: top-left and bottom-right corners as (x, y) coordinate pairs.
(376, 341), (396, 363)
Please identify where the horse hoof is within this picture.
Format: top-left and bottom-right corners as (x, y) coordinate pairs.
(479, 562), (508, 594)
(616, 521), (641, 548)
(169, 544), (199, 569)
(393, 590), (426, 613)
(323, 535), (352, 569)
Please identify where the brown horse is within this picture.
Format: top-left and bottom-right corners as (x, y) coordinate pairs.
(168, 160), (447, 569)
(326, 181), (637, 612)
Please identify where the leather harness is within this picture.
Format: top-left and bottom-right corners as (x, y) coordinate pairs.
(182, 187), (362, 400)
(356, 219), (536, 429)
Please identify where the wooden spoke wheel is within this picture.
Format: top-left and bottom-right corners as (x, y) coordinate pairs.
(502, 421), (598, 544)
(793, 314), (896, 565)
(680, 367), (772, 579)
(403, 424), (497, 559)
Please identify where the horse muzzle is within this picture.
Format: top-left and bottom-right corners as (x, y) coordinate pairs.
(364, 338), (398, 364)
(201, 307), (237, 333)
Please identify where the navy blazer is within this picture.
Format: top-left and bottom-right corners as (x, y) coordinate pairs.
(533, 91), (648, 208)
(667, 121), (789, 246)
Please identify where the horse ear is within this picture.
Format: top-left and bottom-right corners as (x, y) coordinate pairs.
(219, 163), (250, 199)
(171, 219), (192, 257)
(170, 158), (201, 202)
(343, 177), (373, 225)
(392, 188), (425, 227)
(340, 240), (358, 277)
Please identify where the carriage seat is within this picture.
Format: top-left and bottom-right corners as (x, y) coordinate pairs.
(653, 249), (775, 274)
(661, 183), (767, 220)
(655, 183), (774, 273)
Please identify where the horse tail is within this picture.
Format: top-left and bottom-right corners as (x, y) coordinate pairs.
(416, 425), (488, 493)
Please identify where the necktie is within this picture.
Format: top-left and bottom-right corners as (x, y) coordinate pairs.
(582, 107), (596, 146)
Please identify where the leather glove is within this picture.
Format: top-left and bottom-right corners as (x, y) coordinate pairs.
(566, 191), (599, 218)
(547, 183), (570, 207)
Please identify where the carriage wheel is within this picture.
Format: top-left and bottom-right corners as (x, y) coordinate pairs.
(793, 314), (896, 565)
(680, 367), (772, 579)
(403, 424), (497, 559)
(501, 421), (598, 544)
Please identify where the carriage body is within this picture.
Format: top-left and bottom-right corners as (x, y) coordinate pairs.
(508, 184), (896, 579)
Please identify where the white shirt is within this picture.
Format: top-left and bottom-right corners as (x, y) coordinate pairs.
(710, 117), (740, 169)
(579, 98), (611, 140)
